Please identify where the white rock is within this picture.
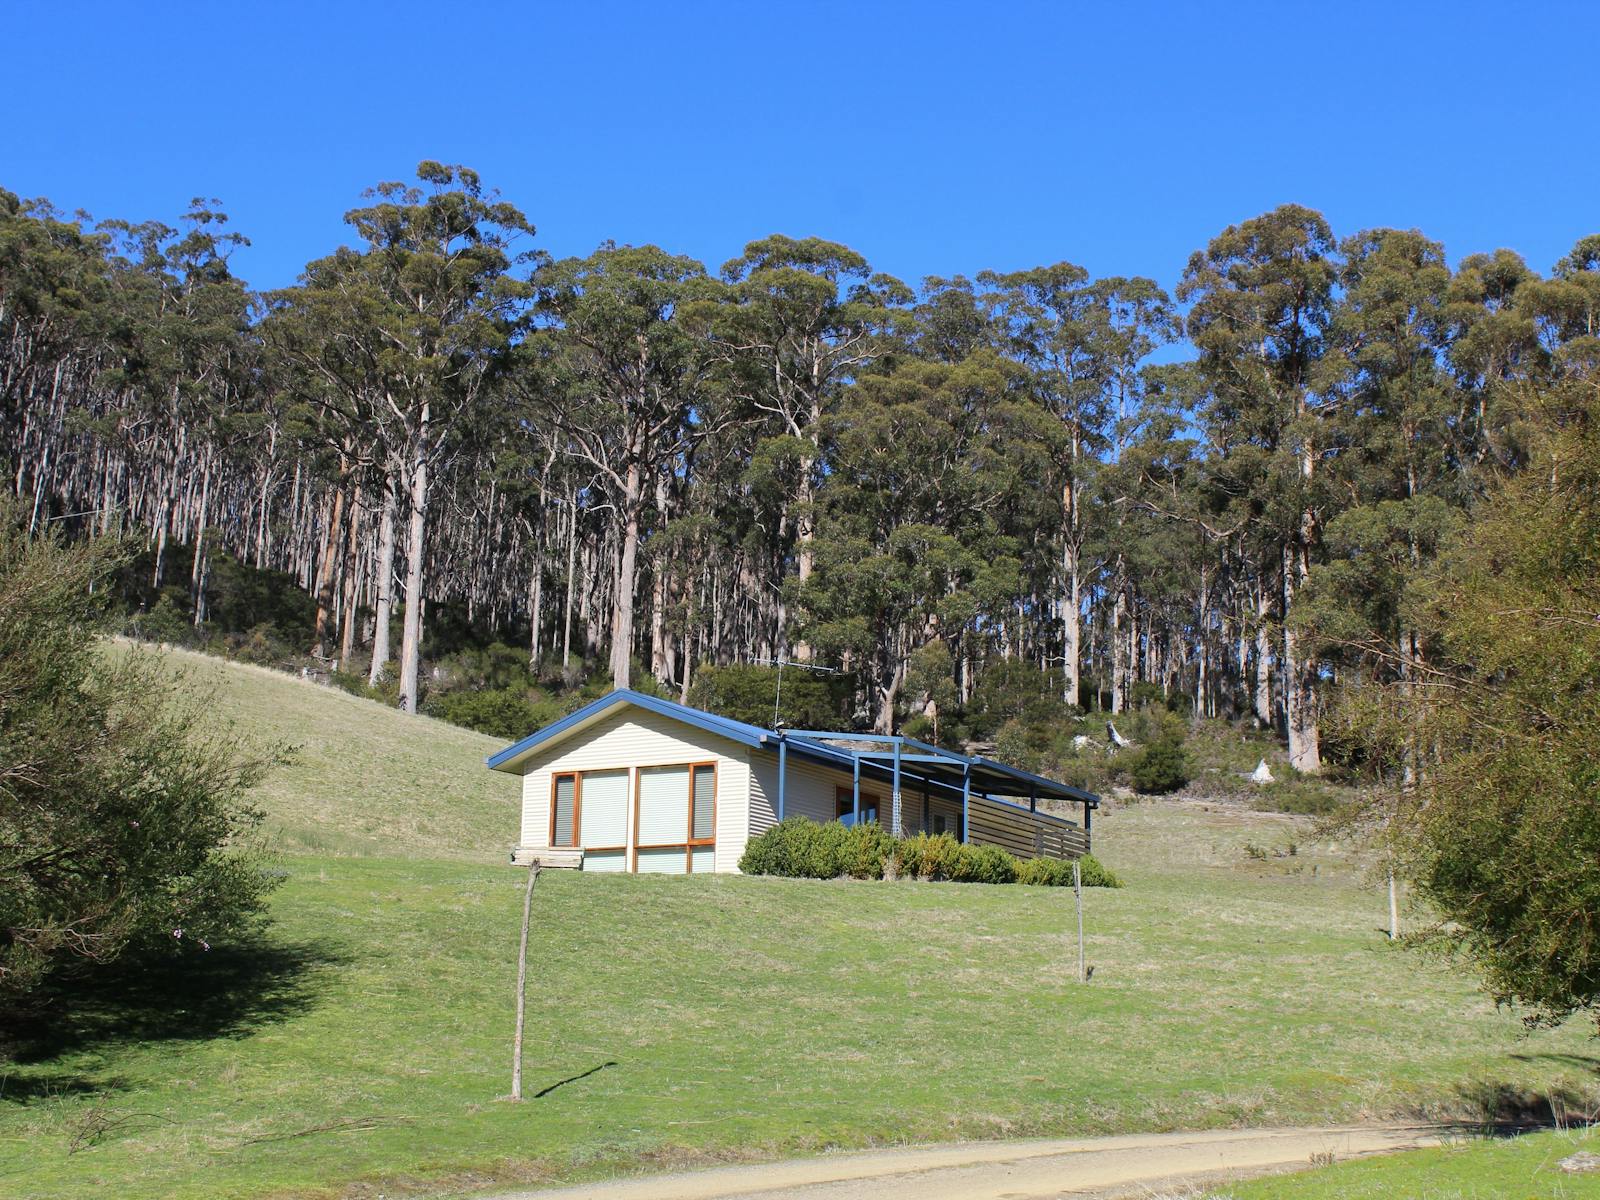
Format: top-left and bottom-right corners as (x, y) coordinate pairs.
(1560, 1151), (1600, 1174)
(1251, 759), (1276, 785)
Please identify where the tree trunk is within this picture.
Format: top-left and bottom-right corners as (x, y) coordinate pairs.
(398, 432), (430, 715)
(368, 478), (397, 686)
(610, 459), (643, 689)
(562, 489), (577, 666)
(312, 472), (348, 658)
(1062, 534), (1081, 707)
(338, 484), (364, 670)
(1253, 579), (1273, 729)
(1110, 577), (1128, 714)
(1282, 542), (1321, 773)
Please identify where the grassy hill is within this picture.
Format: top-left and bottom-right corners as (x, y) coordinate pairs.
(135, 645), (522, 859)
(1, 649), (1595, 1200)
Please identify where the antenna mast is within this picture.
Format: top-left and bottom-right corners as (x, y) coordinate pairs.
(750, 656), (839, 729)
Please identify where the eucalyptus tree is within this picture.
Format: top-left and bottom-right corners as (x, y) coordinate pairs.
(981, 266), (1177, 708)
(1297, 228), (1461, 716)
(798, 350), (1030, 731)
(270, 163), (538, 710)
(95, 203), (257, 614)
(1181, 205), (1338, 772)
(532, 243), (725, 688)
(718, 236), (909, 635)
(1445, 249), (1542, 468)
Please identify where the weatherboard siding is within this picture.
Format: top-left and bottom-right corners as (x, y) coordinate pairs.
(513, 706), (752, 873)
(748, 753), (839, 832)
(746, 751), (967, 836)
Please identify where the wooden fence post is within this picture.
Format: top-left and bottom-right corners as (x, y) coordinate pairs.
(511, 863), (540, 1100)
(1074, 859), (1086, 984)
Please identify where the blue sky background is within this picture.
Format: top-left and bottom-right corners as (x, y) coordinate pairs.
(4, 1), (1595, 295)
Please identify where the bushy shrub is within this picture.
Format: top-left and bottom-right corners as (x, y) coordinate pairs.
(838, 821), (897, 879)
(1076, 853), (1123, 888)
(737, 817), (892, 880)
(966, 660), (1077, 741)
(896, 831), (963, 880)
(1017, 853), (1124, 888)
(686, 663), (843, 729)
(950, 842), (1018, 884)
(0, 512), (282, 1006)
(1129, 736), (1191, 794)
(739, 818), (1122, 890)
(1251, 778), (1345, 816)
(423, 686), (542, 740)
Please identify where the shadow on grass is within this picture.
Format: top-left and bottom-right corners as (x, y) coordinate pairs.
(0, 935), (347, 1102)
(534, 1060), (619, 1099)
(1448, 1059), (1600, 1133)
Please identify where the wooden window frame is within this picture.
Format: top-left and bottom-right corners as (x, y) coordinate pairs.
(631, 760), (718, 874)
(550, 769), (634, 853)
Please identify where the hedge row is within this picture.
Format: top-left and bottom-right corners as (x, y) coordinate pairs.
(737, 818), (1123, 888)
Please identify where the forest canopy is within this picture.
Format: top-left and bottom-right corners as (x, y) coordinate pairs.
(3, 169), (1597, 764)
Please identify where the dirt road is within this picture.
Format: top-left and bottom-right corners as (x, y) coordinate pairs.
(480, 1123), (1446, 1199)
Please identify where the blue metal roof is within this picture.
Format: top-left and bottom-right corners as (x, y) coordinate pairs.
(485, 688), (1099, 811)
(485, 688), (772, 770)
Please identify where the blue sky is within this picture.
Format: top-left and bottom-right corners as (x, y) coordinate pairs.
(5, 1), (1595, 295)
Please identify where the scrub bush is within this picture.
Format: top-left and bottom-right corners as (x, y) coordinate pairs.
(738, 818), (1122, 888)
(736, 817), (892, 880)
(1016, 853), (1123, 888)
(895, 831), (963, 880)
(950, 842), (1018, 884)
(0, 511), (283, 1010)
(1129, 736), (1191, 794)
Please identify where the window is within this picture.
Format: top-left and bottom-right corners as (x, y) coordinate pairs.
(932, 813), (948, 836)
(836, 787), (879, 827)
(635, 762), (717, 873)
(551, 773), (579, 847)
(579, 769), (629, 870)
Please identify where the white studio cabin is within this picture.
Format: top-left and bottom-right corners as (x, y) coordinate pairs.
(487, 690), (1099, 874)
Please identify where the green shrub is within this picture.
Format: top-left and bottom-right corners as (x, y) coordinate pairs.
(1014, 853), (1123, 887)
(686, 663), (843, 729)
(839, 821), (896, 879)
(896, 831), (963, 880)
(951, 842), (1018, 884)
(1251, 777), (1345, 816)
(1130, 736), (1191, 794)
(422, 686), (541, 740)
(737, 817), (892, 880)
(736, 817), (806, 877)
(739, 819), (1122, 890)
(1015, 856), (1072, 886)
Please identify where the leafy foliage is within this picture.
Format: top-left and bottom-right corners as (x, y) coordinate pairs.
(738, 818), (1121, 888)
(685, 664), (844, 730)
(1128, 736), (1191, 795)
(1345, 386), (1600, 1027)
(735, 817), (894, 881)
(0, 514), (282, 1010)
(1016, 853), (1123, 888)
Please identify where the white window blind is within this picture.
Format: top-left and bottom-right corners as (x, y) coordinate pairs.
(552, 775), (577, 846)
(691, 765), (715, 841)
(637, 766), (690, 845)
(580, 769), (628, 848)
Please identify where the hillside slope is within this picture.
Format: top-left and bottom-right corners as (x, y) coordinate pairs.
(4, 649), (1592, 1200)
(139, 644), (521, 860)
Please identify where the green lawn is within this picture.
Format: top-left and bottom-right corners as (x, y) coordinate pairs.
(1, 649), (1595, 1199)
(1220, 1126), (1600, 1199)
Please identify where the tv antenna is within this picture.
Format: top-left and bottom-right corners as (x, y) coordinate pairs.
(749, 655), (840, 730)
